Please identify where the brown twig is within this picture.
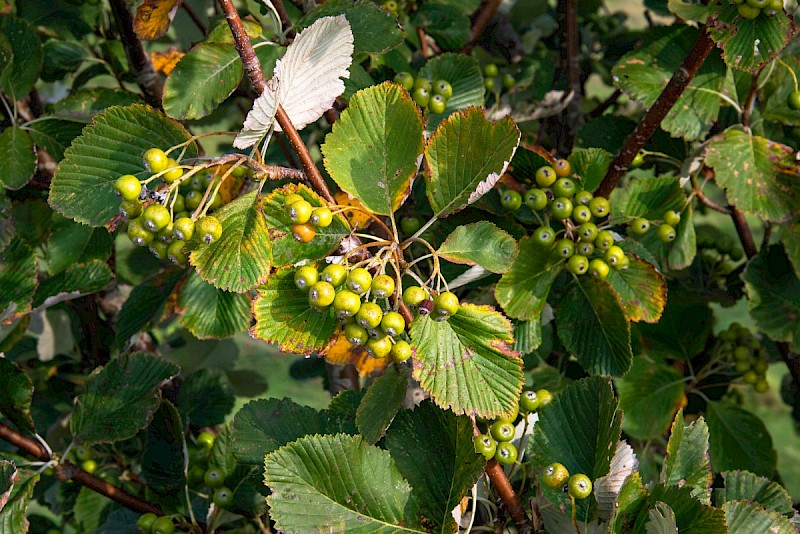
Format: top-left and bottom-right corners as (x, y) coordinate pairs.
(562, 0), (581, 152)
(691, 176), (731, 215)
(108, 0), (163, 109)
(417, 26), (431, 58)
(271, 0), (296, 40)
(730, 208), (757, 259)
(741, 72), (760, 128)
(0, 421), (163, 516)
(181, 2), (207, 35)
(464, 0), (502, 53)
(595, 29), (716, 198)
(590, 88), (621, 118)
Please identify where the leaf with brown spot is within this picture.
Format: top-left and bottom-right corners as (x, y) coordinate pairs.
(150, 48), (183, 75)
(134, 0), (181, 41)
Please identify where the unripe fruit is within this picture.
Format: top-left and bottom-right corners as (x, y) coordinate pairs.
(308, 281), (336, 310)
(292, 223), (316, 243)
(433, 79), (453, 99)
(789, 91), (800, 111)
(519, 390), (541, 412)
(163, 159), (184, 183)
(533, 226), (556, 246)
(555, 239), (575, 258)
(197, 431), (215, 450)
(294, 265), (319, 290)
(574, 190), (593, 206)
(473, 434), (497, 460)
(572, 205), (593, 224)
(391, 340), (412, 363)
(754, 379), (769, 393)
(356, 302), (383, 329)
(172, 194), (185, 213)
(185, 190), (203, 210)
(605, 245), (626, 266)
(115, 174), (142, 200)
(502, 73), (516, 90)
(536, 389), (553, 407)
(737, 3), (760, 18)
(120, 199), (143, 218)
(433, 291), (460, 320)
(594, 230), (615, 251)
(577, 222), (598, 242)
(588, 258), (610, 279)
(287, 199), (313, 224)
(577, 241), (595, 256)
(333, 290), (362, 318)
(344, 323), (369, 345)
(494, 442), (517, 465)
(381, 311), (405, 336)
(137, 513), (158, 532)
(204, 468), (226, 488)
(394, 71), (414, 91)
(167, 240), (189, 265)
(525, 188), (548, 210)
(428, 94), (446, 114)
(400, 216), (421, 235)
(630, 218), (651, 235)
(347, 268), (373, 294)
(321, 264), (348, 287)
(535, 166), (557, 187)
(588, 197), (610, 218)
(196, 216), (223, 244)
(230, 164), (248, 178)
(142, 204), (171, 232)
(484, 77), (496, 91)
(366, 334), (393, 358)
(663, 210), (681, 226)
(483, 63), (499, 77)
(143, 148), (169, 174)
(500, 189), (523, 211)
(550, 197), (573, 219)
(127, 218), (155, 246)
(567, 254), (589, 275)
(403, 286), (428, 308)
(152, 516), (176, 534)
(371, 274), (395, 299)
(490, 420), (515, 442)
(172, 217), (195, 241)
(657, 223), (677, 242)
(412, 87), (430, 107)
(553, 178), (576, 199)
(413, 77), (432, 91)
(568, 473), (593, 499)
(542, 462), (570, 489)
(310, 207), (333, 228)
(630, 151), (645, 168)
(284, 193), (304, 206)
(149, 241), (168, 259)
(213, 487), (234, 508)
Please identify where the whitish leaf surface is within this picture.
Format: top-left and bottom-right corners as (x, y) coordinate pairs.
(438, 221), (518, 273)
(706, 400), (776, 478)
(633, 484), (726, 533)
(264, 434), (425, 533)
(617, 357), (684, 439)
(0, 359), (34, 434)
(49, 104), (195, 227)
(661, 411), (712, 504)
(298, 0), (403, 55)
(716, 471), (793, 514)
(178, 270), (252, 339)
(495, 237), (562, 321)
(410, 303), (523, 420)
(234, 16), (353, 148)
(70, 352), (180, 444)
(322, 83), (424, 215)
(723, 500), (795, 534)
(646, 502), (677, 534)
(424, 107), (520, 217)
(595, 441), (638, 520)
(0, 126), (36, 190)
(356, 367), (410, 444)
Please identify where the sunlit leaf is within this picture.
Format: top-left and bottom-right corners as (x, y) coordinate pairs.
(133, 0), (181, 40)
(438, 221), (518, 273)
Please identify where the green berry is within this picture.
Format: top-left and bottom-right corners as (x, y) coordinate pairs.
(196, 216), (223, 244)
(663, 210), (681, 226)
(738, 3), (761, 17)
(143, 148), (169, 174)
(230, 164), (248, 178)
(657, 223), (676, 242)
(310, 207), (333, 228)
(185, 190), (202, 210)
(789, 91), (800, 111)
(553, 178), (576, 199)
(413, 77), (432, 91)
(213, 487), (234, 508)
(500, 189), (523, 211)
(574, 190), (593, 206)
(502, 73), (516, 90)
(115, 174), (142, 201)
(473, 434), (497, 460)
(356, 302), (383, 329)
(630, 218), (651, 235)
(308, 281), (336, 310)
(428, 94), (446, 114)
(567, 254), (589, 275)
(577, 241), (595, 256)
(605, 245), (626, 266)
(572, 205), (593, 224)
(494, 442), (517, 465)
(483, 63), (499, 78)
(167, 240), (188, 265)
(594, 230), (615, 251)
(403, 286), (428, 308)
(746, 0), (769, 6)
(333, 290), (362, 319)
(743, 370), (759, 384)
(197, 432), (215, 450)
(151, 516), (175, 534)
(137, 513), (159, 532)
(588, 258), (610, 279)
(172, 217), (195, 241)
(568, 474), (593, 499)
(400, 216), (421, 234)
(550, 197), (573, 219)
(542, 462), (570, 489)
(519, 390), (541, 412)
(284, 193), (304, 207)
(204, 468), (226, 488)
(371, 274), (396, 299)
(490, 420), (516, 442)
(484, 76), (496, 90)
(381, 311), (406, 337)
(412, 87), (430, 107)
(287, 199), (313, 224)
(149, 241), (168, 259)
(142, 204), (171, 232)
(294, 265), (319, 290)
(391, 340), (412, 363)
(366, 334), (393, 358)
(577, 222), (598, 242)
(630, 151), (645, 168)
(344, 323), (369, 345)
(754, 379), (769, 393)
(433, 291), (460, 320)
(81, 459), (98, 474)
(321, 264), (348, 287)
(588, 197), (610, 218)
(394, 71), (414, 91)
(536, 389), (553, 406)
(533, 226), (556, 246)
(127, 218), (155, 246)
(525, 188), (548, 210)
(433, 79), (453, 99)
(535, 166), (557, 187)
(120, 199), (143, 218)
(555, 239), (575, 258)
(162, 159), (183, 183)
(347, 268), (373, 294)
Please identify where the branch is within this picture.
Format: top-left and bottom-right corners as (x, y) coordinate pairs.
(691, 176), (731, 215)
(0, 421), (163, 516)
(562, 0), (581, 152)
(271, 0), (296, 40)
(730, 207), (757, 259)
(595, 29), (716, 198)
(181, 2), (207, 35)
(108, 0), (163, 109)
(464, 0), (502, 53)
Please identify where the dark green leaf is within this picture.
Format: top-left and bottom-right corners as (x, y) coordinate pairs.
(74, 485), (112, 533)
(706, 400), (776, 478)
(661, 411), (712, 504)
(716, 471), (793, 514)
(115, 270), (183, 348)
(45, 216), (113, 275)
(50, 88), (140, 122)
(0, 237), (37, 321)
(0, 460), (15, 511)
(438, 221), (518, 273)
(206, 427), (267, 517)
(356, 367), (409, 444)
(25, 118), (84, 162)
(495, 237), (561, 321)
(0, 126), (36, 190)
(723, 500), (794, 534)
(142, 400), (186, 494)
(633, 484), (726, 533)
(298, 0), (403, 55)
(177, 369), (235, 427)
(617, 357), (684, 439)
(41, 40), (86, 81)
(0, 359), (34, 434)
(411, 4), (470, 51)
(419, 54), (484, 129)
(0, 15), (42, 99)
(177, 270), (251, 339)
(32, 260), (113, 309)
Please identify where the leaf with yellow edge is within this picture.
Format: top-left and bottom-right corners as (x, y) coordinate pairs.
(150, 48), (184, 75)
(134, 0), (181, 40)
(324, 335), (390, 377)
(333, 191), (371, 230)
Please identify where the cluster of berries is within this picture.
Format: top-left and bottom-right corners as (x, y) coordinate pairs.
(696, 225), (744, 263)
(472, 388), (553, 466)
(719, 323), (770, 393)
(114, 148), (224, 265)
(731, 0), (784, 19)
(541, 462), (594, 500)
(283, 193), (333, 243)
(626, 209), (681, 244)
(482, 63), (516, 94)
(393, 72), (454, 115)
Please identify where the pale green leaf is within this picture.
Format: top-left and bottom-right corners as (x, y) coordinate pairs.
(74, 486), (112, 534)
(661, 411), (712, 504)
(495, 236), (561, 321)
(178, 269), (251, 339)
(438, 221), (518, 273)
(32, 260), (113, 309)
(723, 500), (795, 534)
(716, 471), (793, 514)
(605, 254), (666, 323)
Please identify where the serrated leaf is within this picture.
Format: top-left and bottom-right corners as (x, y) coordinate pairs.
(261, 184), (351, 267)
(617, 357), (684, 439)
(115, 270), (183, 348)
(425, 107), (519, 217)
(190, 191), (272, 293)
(716, 471), (793, 514)
(50, 88), (139, 122)
(231, 397), (356, 467)
(384, 401), (485, 533)
(25, 118), (84, 163)
(177, 269), (251, 339)
(133, 0), (180, 40)
(45, 216), (113, 275)
(568, 148), (613, 192)
(612, 26), (730, 141)
(605, 255), (666, 323)
(708, 3), (797, 74)
(557, 277), (633, 377)
(49, 104), (195, 227)
(322, 82), (424, 215)
(411, 4), (470, 51)
(609, 473), (649, 534)
(298, 0), (403, 55)
(595, 441), (639, 520)
(0, 126), (35, 190)
(646, 502), (677, 534)
(529, 376), (622, 522)
(705, 130), (800, 222)
(495, 237), (562, 321)
(723, 500), (795, 534)
(32, 260), (113, 310)
(0, 237), (37, 321)
(356, 367), (409, 444)
(142, 400), (186, 494)
(661, 411), (712, 504)
(176, 369), (235, 427)
(70, 352), (180, 444)
(635, 284), (712, 360)
(438, 221), (518, 273)
(742, 245), (800, 352)
(410, 303), (523, 419)
(0, 15), (42, 100)
(251, 268), (339, 355)
(74, 486), (112, 534)
(706, 400), (776, 478)
(0, 466), (38, 533)
(632, 484), (727, 533)
(265, 434), (424, 533)
(0, 359), (34, 434)
(419, 54), (485, 129)
(234, 16), (353, 148)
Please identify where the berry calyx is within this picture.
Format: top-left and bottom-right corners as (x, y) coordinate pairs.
(391, 340), (412, 363)
(115, 174), (142, 201)
(542, 462), (570, 489)
(494, 442), (518, 465)
(310, 207), (333, 228)
(356, 302), (383, 329)
(490, 420), (515, 442)
(381, 311), (406, 337)
(143, 148), (169, 174)
(500, 189), (523, 211)
(567, 254), (589, 275)
(204, 468), (226, 488)
(345, 323), (369, 345)
(403, 286), (428, 308)
(321, 264), (348, 287)
(473, 434), (497, 460)
(196, 216), (223, 244)
(333, 290), (362, 319)
(568, 473), (593, 499)
(433, 292), (460, 320)
(294, 265), (319, 290)
(371, 274), (396, 299)
(308, 281), (336, 310)
(347, 268), (373, 294)
(292, 223), (316, 243)
(127, 218), (155, 246)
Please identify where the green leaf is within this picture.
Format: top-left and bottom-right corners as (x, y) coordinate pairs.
(609, 473), (649, 534)
(610, 176), (695, 270)
(32, 260), (113, 309)
(163, 43), (243, 120)
(568, 148), (613, 193)
(298, 0), (403, 55)
(25, 118), (84, 162)
(605, 255), (666, 323)
(706, 400), (776, 478)
(384, 401), (485, 533)
(0, 237), (37, 321)
(45, 216), (113, 275)
(73, 486), (112, 534)
(261, 184), (351, 267)
(410, 303), (523, 419)
(251, 268), (339, 355)
(231, 397), (356, 467)
(0, 15), (42, 99)
(425, 107), (519, 218)
(70, 352), (180, 444)
(668, 0), (710, 21)
(617, 357), (684, 439)
(707, 4), (796, 74)
(0, 194), (12, 253)
(0, 460), (14, 510)
(141, 400), (186, 494)
(356, 367), (409, 444)
(742, 245), (800, 352)
(557, 277), (633, 377)
(528, 376), (622, 522)
(438, 221), (518, 273)
(41, 40), (87, 82)
(190, 191), (272, 293)
(705, 130), (800, 222)
(0, 466), (38, 533)
(495, 236), (562, 321)
(176, 369), (235, 427)
(207, 427), (268, 517)
(322, 83), (424, 216)
(115, 270), (183, 348)
(49, 104), (195, 227)
(177, 269), (251, 339)
(716, 471), (794, 514)
(411, 4), (470, 51)
(264, 433), (424, 533)
(634, 484), (726, 533)
(646, 502), (677, 534)
(0, 359), (34, 434)
(50, 88), (140, 122)
(660, 411), (712, 504)
(0, 126), (36, 190)
(419, 54), (485, 128)
(723, 500), (795, 534)
(612, 26), (730, 141)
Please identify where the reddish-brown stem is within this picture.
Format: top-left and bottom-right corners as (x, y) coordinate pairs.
(464, 0), (502, 53)
(562, 0), (581, 152)
(417, 26), (431, 58)
(108, 0), (163, 109)
(590, 88), (622, 118)
(595, 29), (716, 198)
(271, 0), (296, 40)
(0, 421), (163, 516)
(730, 208), (757, 259)
(691, 176), (731, 215)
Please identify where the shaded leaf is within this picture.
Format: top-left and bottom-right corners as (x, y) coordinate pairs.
(716, 471), (793, 514)
(495, 237), (561, 321)
(74, 487), (112, 534)
(0, 466), (38, 533)
(141, 400), (186, 494)
(32, 260), (113, 309)
(0, 15), (42, 99)
(115, 270), (183, 348)
(0, 359), (34, 434)
(0, 126), (36, 190)
(617, 357), (684, 439)
(706, 400), (776, 478)
(723, 500), (794, 534)
(438, 221), (518, 273)
(298, 0), (403, 55)
(411, 4), (470, 51)
(177, 269), (251, 339)
(177, 369), (235, 427)
(661, 411), (712, 504)
(419, 54), (485, 129)
(45, 216), (113, 275)
(0, 237), (37, 321)
(356, 367), (409, 444)
(25, 118), (84, 163)
(569, 148), (613, 193)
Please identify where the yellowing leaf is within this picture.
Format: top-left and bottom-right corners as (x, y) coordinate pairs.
(151, 48), (184, 75)
(134, 0), (181, 41)
(324, 335), (390, 377)
(334, 191), (371, 230)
